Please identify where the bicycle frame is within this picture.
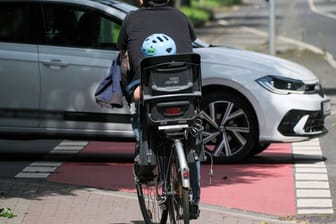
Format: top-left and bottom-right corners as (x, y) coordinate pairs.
(174, 139), (190, 189)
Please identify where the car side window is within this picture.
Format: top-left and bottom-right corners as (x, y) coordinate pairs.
(42, 3), (121, 50)
(0, 3), (43, 44)
(0, 3), (26, 43)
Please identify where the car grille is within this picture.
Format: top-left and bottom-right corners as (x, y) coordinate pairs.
(278, 110), (327, 137)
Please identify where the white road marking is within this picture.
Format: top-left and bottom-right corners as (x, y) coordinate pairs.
(296, 173), (329, 181)
(309, 0), (336, 20)
(297, 199), (333, 207)
(15, 172), (51, 178)
(50, 140), (87, 154)
(30, 161), (63, 166)
(293, 138), (334, 214)
(15, 140), (88, 179)
(295, 167), (327, 173)
(298, 208), (334, 215)
(296, 181), (330, 189)
(59, 141), (89, 146)
(53, 146), (84, 150)
(22, 166), (58, 173)
(295, 161), (326, 167)
(296, 189), (331, 197)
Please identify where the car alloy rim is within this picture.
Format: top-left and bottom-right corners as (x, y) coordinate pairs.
(200, 100), (250, 158)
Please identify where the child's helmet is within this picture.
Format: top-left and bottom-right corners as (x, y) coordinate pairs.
(142, 33), (176, 56)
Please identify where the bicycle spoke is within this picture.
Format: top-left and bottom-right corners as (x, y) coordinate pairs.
(165, 150), (190, 224)
(135, 166), (168, 224)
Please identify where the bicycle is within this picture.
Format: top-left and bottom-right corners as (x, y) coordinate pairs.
(133, 53), (203, 224)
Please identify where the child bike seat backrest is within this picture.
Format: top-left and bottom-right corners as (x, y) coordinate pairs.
(140, 53), (202, 126)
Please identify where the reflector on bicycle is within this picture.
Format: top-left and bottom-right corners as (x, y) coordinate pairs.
(163, 106), (182, 116)
(157, 100), (190, 117)
(183, 170), (190, 179)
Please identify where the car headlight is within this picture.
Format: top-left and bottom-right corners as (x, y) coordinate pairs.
(256, 75), (320, 95)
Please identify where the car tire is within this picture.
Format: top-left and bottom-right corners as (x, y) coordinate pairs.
(249, 142), (271, 156)
(200, 91), (258, 162)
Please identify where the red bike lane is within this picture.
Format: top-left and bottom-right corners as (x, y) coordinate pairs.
(47, 141), (296, 216)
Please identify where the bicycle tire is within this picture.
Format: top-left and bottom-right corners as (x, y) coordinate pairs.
(167, 154), (190, 224)
(135, 166), (169, 224)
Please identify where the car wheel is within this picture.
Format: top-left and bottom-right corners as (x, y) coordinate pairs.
(200, 91), (258, 162)
(249, 142), (271, 156)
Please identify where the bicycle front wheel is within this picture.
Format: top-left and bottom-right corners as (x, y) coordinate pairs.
(135, 166), (168, 224)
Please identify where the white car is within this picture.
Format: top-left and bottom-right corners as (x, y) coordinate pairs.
(0, 0), (330, 162)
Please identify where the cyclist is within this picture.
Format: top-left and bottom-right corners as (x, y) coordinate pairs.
(117, 0), (201, 219)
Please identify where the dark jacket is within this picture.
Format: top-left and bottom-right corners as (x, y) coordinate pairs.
(95, 56), (123, 108)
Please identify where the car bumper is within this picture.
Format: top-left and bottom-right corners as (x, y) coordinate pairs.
(255, 89), (330, 142)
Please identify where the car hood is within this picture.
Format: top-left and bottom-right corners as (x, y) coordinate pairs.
(194, 46), (318, 82)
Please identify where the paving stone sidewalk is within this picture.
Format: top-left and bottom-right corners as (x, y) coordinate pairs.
(0, 178), (295, 224)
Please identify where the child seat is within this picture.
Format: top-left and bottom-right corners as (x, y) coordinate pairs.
(140, 53), (202, 128)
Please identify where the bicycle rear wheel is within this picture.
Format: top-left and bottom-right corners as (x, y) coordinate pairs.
(167, 154), (190, 224)
(135, 166), (168, 224)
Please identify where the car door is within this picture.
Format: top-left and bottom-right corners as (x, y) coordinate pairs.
(38, 2), (132, 136)
(0, 2), (42, 129)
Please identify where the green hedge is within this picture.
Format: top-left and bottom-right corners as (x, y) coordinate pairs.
(193, 0), (241, 8)
(180, 0), (242, 27)
(180, 6), (212, 27)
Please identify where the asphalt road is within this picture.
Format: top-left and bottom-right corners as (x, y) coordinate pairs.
(217, 0), (336, 58)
